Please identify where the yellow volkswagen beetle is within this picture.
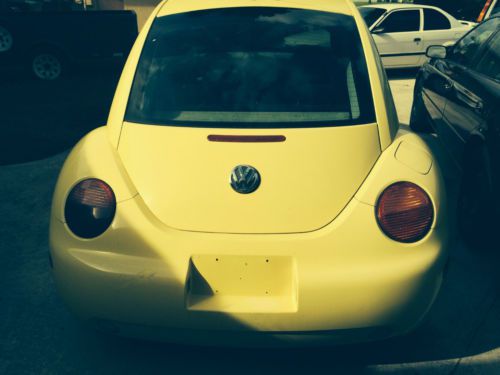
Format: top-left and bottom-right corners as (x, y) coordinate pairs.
(50, 0), (449, 346)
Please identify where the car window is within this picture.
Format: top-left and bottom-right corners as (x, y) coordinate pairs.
(126, 7), (375, 128)
(377, 9), (420, 33)
(424, 9), (451, 30)
(475, 32), (500, 81)
(359, 7), (386, 28)
(449, 18), (500, 67)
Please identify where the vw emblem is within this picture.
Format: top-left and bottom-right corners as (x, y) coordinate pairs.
(230, 165), (261, 194)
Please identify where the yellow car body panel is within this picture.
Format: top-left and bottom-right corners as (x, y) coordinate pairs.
(50, 0), (449, 346)
(51, 127), (137, 222)
(156, 0), (353, 18)
(117, 122), (381, 233)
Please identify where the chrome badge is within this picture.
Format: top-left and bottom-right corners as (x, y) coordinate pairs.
(230, 165), (261, 194)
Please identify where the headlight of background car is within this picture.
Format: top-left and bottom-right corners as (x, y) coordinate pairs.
(64, 178), (116, 239)
(376, 182), (434, 243)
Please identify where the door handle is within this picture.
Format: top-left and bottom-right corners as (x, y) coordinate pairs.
(443, 80), (454, 91)
(414, 38), (422, 42)
(456, 87), (483, 112)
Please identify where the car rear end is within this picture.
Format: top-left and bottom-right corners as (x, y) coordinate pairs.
(49, 0), (449, 346)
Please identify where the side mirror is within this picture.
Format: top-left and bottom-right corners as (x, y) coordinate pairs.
(426, 45), (447, 59)
(372, 27), (385, 34)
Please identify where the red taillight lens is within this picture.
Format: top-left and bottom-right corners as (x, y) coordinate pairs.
(64, 179), (116, 239)
(376, 182), (434, 243)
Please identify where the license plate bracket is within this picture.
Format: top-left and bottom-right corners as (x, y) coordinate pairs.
(186, 255), (297, 313)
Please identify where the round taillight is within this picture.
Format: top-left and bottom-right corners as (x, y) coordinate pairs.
(376, 182), (434, 243)
(64, 179), (116, 239)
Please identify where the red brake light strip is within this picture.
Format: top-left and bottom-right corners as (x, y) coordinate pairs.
(208, 135), (286, 143)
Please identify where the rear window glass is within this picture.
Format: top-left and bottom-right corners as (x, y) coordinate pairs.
(125, 7), (375, 128)
(424, 9), (451, 30)
(359, 7), (386, 28)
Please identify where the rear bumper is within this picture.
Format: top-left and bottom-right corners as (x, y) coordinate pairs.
(50, 193), (448, 346)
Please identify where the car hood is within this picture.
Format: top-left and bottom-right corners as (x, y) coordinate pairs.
(117, 122), (381, 234)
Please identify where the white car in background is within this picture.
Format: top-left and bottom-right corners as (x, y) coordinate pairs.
(360, 4), (475, 68)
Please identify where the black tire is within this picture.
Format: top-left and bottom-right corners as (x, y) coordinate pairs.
(458, 142), (495, 251)
(410, 92), (433, 133)
(29, 48), (67, 81)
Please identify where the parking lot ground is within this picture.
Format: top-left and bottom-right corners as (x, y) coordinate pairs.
(0, 73), (499, 374)
(389, 78), (415, 126)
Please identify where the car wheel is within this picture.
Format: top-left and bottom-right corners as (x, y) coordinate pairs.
(31, 50), (65, 80)
(0, 25), (13, 53)
(410, 93), (433, 133)
(458, 143), (495, 251)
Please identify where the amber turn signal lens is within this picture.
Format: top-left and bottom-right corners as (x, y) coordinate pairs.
(376, 182), (434, 243)
(65, 179), (116, 239)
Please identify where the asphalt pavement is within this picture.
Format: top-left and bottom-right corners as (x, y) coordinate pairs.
(0, 74), (499, 374)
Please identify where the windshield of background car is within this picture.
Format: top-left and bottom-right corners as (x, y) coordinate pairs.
(359, 7), (386, 28)
(125, 7), (376, 128)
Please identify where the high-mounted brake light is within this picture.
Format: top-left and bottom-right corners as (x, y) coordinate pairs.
(64, 178), (116, 239)
(207, 135), (286, 143)
(376, 182), (434, 243)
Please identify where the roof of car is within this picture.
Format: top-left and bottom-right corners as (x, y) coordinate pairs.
(156, 0), (355, 18)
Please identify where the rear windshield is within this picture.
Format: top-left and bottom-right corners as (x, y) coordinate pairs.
(126, 7), (375, 128)
(359, 7), (386, 28)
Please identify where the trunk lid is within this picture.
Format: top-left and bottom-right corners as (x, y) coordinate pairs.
(117, 122), (380, 234)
